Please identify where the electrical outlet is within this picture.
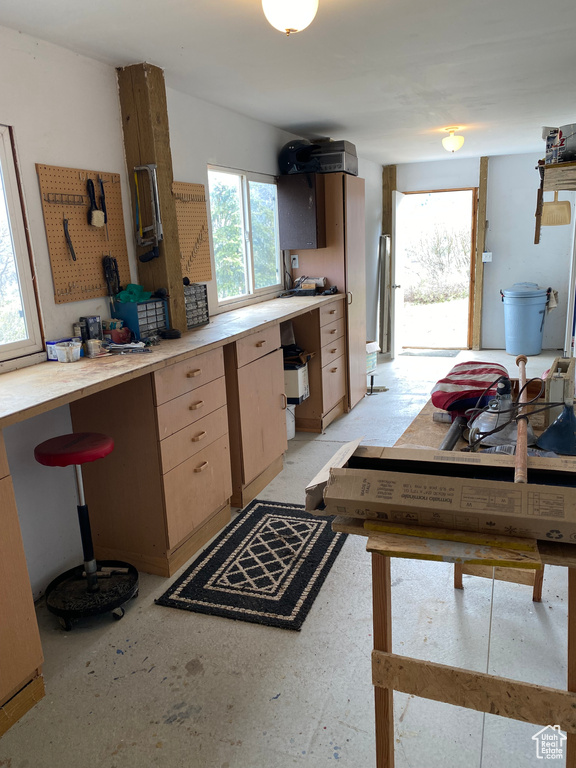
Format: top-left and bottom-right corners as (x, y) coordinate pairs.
(482, 251), (493, 263)
(291, 254), (299, 269)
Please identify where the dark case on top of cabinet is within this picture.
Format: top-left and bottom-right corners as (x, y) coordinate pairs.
(277, 173), (326, 250)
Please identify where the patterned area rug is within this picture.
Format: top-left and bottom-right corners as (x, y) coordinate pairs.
(155, 500), (347, 631)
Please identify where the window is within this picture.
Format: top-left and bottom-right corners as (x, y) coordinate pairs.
(207, 167), (282, 305)
(0, 125), (42, 363)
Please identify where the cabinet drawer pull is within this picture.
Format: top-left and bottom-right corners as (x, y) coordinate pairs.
(194, 461), (209, 473)
(186, 369), (202, 378)
(329, 329), (337, 334)
(330, 348), (337, 354)
(255, 340), (267, 348)
(191, 430), (207, 442)
(329, 308), (337, 315)
(189, 400), (205, 411)
(281, 393), (287, 410)
(331, 367), (339, 373)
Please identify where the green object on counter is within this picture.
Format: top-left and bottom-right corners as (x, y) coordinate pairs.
(115, 283), (153, 303)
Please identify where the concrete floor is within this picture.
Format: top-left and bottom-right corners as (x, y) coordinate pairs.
(0, 348), (568, 768)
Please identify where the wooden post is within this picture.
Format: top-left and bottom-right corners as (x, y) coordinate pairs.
(117, 63), (187, 333)
(372, 552), (394, 767)
(472, 157), (488, 350)
(567, 568), (576, 767)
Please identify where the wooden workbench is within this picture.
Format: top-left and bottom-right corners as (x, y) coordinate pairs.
(332, 399), (576, 767)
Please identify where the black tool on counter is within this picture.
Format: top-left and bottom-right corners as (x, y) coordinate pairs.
(63, 218), (76, 261)
(86, 179), (105, 227)
(160, 329), (181, 339)
(103, 255), (121, 312)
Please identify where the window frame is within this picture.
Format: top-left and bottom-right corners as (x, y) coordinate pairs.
(207, 165), (283, 309)
(0, 125), (43, 365)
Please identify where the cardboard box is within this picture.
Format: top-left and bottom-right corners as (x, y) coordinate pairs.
(306, 442), (576, 543)
(284, 364), (310, 405)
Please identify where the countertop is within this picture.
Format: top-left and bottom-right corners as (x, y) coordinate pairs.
(0, 294), (344, 429)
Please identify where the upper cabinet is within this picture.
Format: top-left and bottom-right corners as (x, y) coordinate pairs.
(277, 173), (326, 250)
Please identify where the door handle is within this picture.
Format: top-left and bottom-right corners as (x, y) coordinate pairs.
(281, 393), (287, 410)
(347, 291), (353, 305)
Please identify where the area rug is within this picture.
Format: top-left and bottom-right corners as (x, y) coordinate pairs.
(400, 349), (460, 357)
(155, 499), (347, 631)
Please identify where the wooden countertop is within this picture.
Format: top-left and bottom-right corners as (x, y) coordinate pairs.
(0, 294), (343, 429)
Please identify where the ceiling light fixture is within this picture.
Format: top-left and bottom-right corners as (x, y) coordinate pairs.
(262, 0), (319, 36)
(442, 127), (465, 153)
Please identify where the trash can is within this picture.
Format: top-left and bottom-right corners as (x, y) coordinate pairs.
(501, 282), (549, 355)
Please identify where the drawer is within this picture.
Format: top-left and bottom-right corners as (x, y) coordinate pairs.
(164, 434), (232, 549)
(156, 376), (227, 439)
(322, 355), (346, 413)
(320, 318), (345, 348)
(153, 347), (224, 405)
(319, 300), (344, 327)
(320, 335), (346, 368)
(234, 324), (281, 368)
(159, 405), (229, 474)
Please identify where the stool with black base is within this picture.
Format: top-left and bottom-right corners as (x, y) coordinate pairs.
(34, 433), (138, 631)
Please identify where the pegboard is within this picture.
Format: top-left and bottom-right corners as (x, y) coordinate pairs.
(36, 163), (131, 304)
(172, 181), (213, 283)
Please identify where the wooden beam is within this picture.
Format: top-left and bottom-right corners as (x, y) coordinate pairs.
(372, 651), (576, 734)
(372, 553), (394, 767)
(117, 63), (187, 333)
(472, 157), (488, 350)
(367, 533), (542, 569)
(381, 165), (396, 237)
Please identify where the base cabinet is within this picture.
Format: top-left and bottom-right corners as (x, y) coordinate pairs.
(225, 326), (287, 507)
(70, 348), (232, 576)
(0, 434), (44, 735)
(289, 298), (347, 432)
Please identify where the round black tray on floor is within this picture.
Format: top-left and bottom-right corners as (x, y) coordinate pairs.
(45, 560), (139, 629)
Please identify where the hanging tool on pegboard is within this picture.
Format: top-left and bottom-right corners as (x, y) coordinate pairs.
(134, 164), (163, 262)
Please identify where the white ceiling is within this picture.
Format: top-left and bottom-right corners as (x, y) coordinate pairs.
(2, 0), (576, 165)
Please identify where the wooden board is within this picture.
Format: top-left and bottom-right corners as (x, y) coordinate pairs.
(36, 163), (130, 303)
(367, 532), (542, 569)
(372, 650), (576, 734)
(460, 563), (536, 586)
(472, 157), (488, 350)
(544, 161), (576, 191)
(172, 181), (213, 283)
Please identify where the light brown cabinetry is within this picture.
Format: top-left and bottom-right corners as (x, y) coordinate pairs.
(289, 298), (347, 432)
(224, 325), (287, 507)
(291, 173), (366, 410)
(0, 433), (44, 735)
(70, 347), (232, 576)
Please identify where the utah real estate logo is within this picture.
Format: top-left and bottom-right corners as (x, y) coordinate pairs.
(532, 725), (567, 760)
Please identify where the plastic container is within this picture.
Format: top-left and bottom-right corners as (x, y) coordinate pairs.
(501, 282), (548, 356)
(286, 405), (296, 440)
(54, 341), (82, 363)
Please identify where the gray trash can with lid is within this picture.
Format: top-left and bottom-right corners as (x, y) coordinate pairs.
(500, 282), (549, 355)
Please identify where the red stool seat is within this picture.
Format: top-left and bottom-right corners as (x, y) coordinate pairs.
(34, 432), (114, 468)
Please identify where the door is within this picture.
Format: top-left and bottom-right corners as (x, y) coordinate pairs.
(344, 175), (367, 409)
(237, 349), (287, 485)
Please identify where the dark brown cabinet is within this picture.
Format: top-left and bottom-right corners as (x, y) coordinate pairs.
(277, 173), (326, 250)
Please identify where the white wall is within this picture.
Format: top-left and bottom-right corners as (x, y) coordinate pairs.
(483, 154), (574, 351)
(1, 26), (381, 597)
(397, 154), (575, 351)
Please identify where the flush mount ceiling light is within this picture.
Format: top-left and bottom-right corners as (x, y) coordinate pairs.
(442, 127), (465, 153)
(262, 0), (319, 36)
